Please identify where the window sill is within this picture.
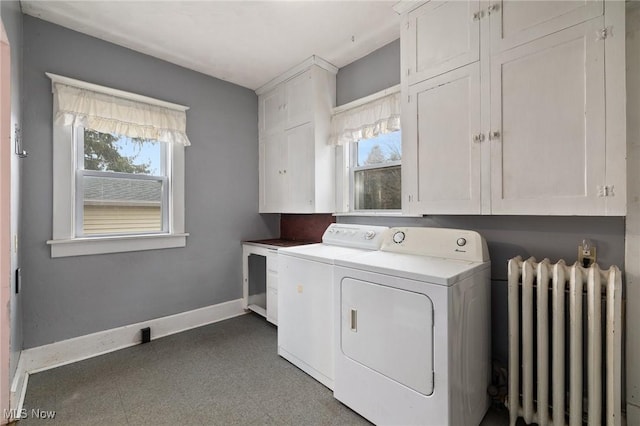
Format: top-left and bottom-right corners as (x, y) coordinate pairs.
(333, 211), (422, 218)
(47, 233), (189, 258)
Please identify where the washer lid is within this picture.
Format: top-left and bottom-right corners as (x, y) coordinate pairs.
(278, 244), (372, 264)
(335, 251), (489, 286)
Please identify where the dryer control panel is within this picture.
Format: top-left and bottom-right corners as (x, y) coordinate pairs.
(380, 227), (489, 262)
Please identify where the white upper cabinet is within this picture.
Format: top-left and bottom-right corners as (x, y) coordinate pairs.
(399, 0), (625, 216)
(259, 69), (314, 136)
(257, 57), (337, 213)
(490, 19), (606, 215)
(286, 124), (315, 212)
(404, 0), (480, 85)
(490, 0), (604, 53)
(259, 85), (285, 137)
(259, 134), (285, 212)
(404, 63), (482, 214)
(284, 70), (313, 130)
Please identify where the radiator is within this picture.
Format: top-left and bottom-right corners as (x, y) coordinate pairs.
(507, 256), (623, 426)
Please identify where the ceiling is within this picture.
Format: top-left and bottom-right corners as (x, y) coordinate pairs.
(20, 1), (401, 91)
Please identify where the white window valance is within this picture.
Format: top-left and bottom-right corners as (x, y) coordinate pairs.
(49, 73), (191, 146)
(329, 91), (400, 146)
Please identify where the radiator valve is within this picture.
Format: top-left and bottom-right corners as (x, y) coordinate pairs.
(578, 239), (597, 268)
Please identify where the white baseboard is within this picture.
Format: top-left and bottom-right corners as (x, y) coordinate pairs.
(9, 299), (246, 413)
(9, 352), (27, 418)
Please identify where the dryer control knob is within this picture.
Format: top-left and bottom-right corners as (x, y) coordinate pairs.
(364, 230), (376, 240)
(392, 231), (405, 244)
(456, 238), (467, 247)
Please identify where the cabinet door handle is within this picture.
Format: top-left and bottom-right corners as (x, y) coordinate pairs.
(487, 4), (500, 15)
(350, 309), (358, 332)
(490, 131), (501, 140)
(473, 133), (485, 143)
(283, 169), (287, 174)
(472, 11), (484, 21)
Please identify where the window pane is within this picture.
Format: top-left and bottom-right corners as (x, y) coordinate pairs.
(354, 165), (401, 210)
(84, 129), (162, 175)
(82, 175), (163, 235)
(356, 131), (402, 167)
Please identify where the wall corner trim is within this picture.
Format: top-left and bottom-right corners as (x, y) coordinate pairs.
(9, 299), (246, 415)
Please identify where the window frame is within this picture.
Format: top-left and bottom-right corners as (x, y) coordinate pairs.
(47, 76), (188, 258)
(331, 85), (403, 215)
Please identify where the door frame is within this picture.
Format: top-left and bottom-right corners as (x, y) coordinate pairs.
(0, 19), (12, 424)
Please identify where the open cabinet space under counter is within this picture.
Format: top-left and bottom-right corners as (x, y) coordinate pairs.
(242, 239), (315, 325)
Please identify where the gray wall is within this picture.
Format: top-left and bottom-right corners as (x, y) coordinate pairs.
(336, 39), (400, 106)
(335, 39), (627, 364)
(21, 16), (278, 348)
(1, 0), (23, 382)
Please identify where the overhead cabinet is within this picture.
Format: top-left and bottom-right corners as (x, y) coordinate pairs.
(260, 124), (315, 213)
(259, 70), (314, 136)
(257, 58), (337, 213)
(403, 63), (482, 214)
(400, 0), (625, 216)
(404, 0), (480, 85)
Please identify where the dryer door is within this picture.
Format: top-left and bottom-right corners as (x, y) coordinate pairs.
(340, 278), (434, 395)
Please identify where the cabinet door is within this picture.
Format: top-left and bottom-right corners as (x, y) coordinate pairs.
(259, 135), (286, 213)
(284, 70), (313, 130)
(405, 63), (482, 214)
(490, 19), (606, 215)
(404, 0), (480, 86)
(259, 86), (285, 136)
(490, 0), (603, 53)
(285, 123), (315, 212)
(266, 251), (278, 325)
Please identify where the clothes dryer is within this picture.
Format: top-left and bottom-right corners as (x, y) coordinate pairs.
(333, 227), (491, 425)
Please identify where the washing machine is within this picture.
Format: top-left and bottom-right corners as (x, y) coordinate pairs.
(333, 227), (491, 426)
(277, 223), (388, 389)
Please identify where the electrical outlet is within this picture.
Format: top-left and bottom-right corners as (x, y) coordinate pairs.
(578, 239), (597, 267)
(15, 267), (21, 294)
(141, 327), (151, 344)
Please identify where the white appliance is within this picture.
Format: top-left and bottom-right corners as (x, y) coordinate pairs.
(277, 223), (388, 389)
(333, 227), (491, 426)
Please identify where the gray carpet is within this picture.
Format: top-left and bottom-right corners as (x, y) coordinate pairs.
(19, 313), (509, 425)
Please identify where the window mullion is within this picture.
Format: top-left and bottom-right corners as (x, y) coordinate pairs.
(352, 161), (402, 173)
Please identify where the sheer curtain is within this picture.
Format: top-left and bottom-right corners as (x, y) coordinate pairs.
(53, 83), (191, 146)
(328, 92), (400, 146)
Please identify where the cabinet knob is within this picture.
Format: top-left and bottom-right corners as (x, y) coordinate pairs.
(472, 11), (484, 21)
(487, 4), (500, 15)
(473, 133), (485, 143)
(490, 131), (501, 140)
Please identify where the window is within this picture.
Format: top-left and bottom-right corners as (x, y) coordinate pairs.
(330, 87), (401, 213)
(351, 131), (402, 210)
(47, 73), (189, 257)
(78, 129), (167, 236)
